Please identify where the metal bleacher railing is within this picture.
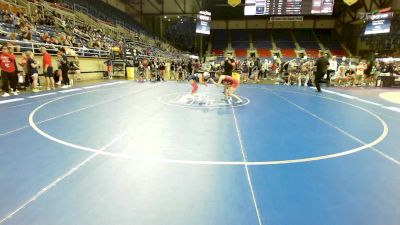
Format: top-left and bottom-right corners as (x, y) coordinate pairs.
(0, 38), (111, 57)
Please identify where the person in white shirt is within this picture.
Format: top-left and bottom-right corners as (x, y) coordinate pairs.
(260, 59), (269, 80)
(331, 63), (346, 86)
(298, 60), (312, 86)
(327, 56), (338, 86)
(355, 62), (366, 85)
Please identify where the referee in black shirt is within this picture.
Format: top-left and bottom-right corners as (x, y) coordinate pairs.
(224, 58), (235, 76)
(314, 53), (329, 93)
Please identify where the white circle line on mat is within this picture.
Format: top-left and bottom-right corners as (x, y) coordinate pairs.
(29, 88), (388, 166)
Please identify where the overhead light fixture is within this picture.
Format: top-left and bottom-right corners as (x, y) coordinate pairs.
(164, 16), (167, 19)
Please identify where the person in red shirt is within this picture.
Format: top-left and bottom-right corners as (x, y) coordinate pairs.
(40, 47), (55, 90)
(0, 46), (17, 97)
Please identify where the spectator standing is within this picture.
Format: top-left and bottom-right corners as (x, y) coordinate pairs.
(0, 46), (18, 97)
(18, 52), (29, 87)
(159, 61), (165, 81)
(363, 61), (375, 85)
(55, 53), (63, 85)
(241, 59), (249, 82)
(187, 59), (193, 75)
(169, 60), (176, 80)
(137, 61), (146, 82)
(72, 56), (81, 81)
(59, 49), (70, 88)
(105, 58), (113, 80)
(26, 51), (40, 92)
(193, 59), (201, 74)
(327, 56), (338, 86)
(252, 58), (262, 82)
(41, 47), (55, 90)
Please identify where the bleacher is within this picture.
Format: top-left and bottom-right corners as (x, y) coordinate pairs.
(252, 29), (273, 49)
(235, 49), (247, 57)
(281, 49), (297, 58)
(63, 0), (143, 33)
(252, 30), (272, 58)
(231, 29), (249, 49)
(0, 0), (182, 60)
(293, 29), (320, 49)
(208, 28), (349, 59)
(257, 49), (271, 58)
(315, 29), (346, 56)
(305, 49), (320, 58)
(211, 29), (228, 55)
(212, 49), (224, 56)
(272, 30), (296, 49)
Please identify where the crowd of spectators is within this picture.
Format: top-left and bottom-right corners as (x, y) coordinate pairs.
(0, 0), (187, 97)
(0, 0), (183, 60)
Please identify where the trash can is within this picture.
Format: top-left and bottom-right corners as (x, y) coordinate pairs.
(126, 67), (135, 80)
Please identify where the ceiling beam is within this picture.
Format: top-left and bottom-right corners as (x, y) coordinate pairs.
(173, 0), (185, 13)
(127, 3), (142, 14)
(369, 0), (373, 11)
(361, 0), (368, 11)
(147, 0), (162, 13)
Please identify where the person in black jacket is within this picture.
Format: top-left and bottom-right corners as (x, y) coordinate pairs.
(251, 58), (262, 83)
(314, 53), (329, 92)
(59, 48), (70, 88)
(187, 59), (193, 75)
(223, 58), (235, 76)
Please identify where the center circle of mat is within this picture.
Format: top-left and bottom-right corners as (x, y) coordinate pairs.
(158, 93), (250, 109)
(29, 88), (388, 166)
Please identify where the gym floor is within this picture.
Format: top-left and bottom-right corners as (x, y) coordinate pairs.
(0, 81), (399, 225)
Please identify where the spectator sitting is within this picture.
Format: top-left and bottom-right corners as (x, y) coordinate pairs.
(21, 26), (32, 41)
(65, 35), (72, 46)
(7, 33), (21, 53)
(13, 13), (21, 28)
(41, 32), (51, 43)
(50, 36), (59, 45)
(30, 10), (39, 25)
(59, 33), (67, 45)
(71, 36), (79, 47)
(93, 40), (101, 50)
(2, 10), (12, 23)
